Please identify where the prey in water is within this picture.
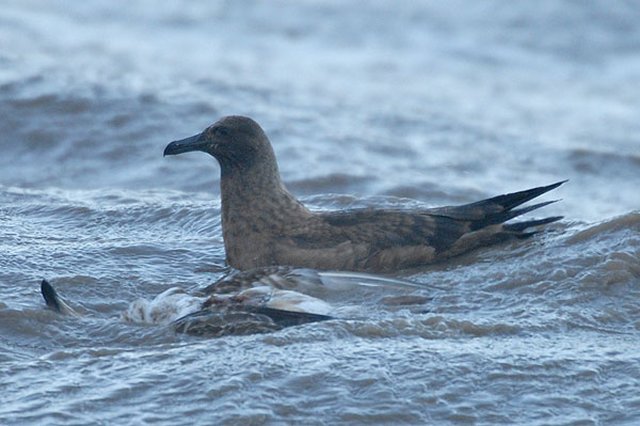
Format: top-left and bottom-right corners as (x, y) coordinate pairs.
(39, 269), (430, 338)
(164, 116), (564, 272)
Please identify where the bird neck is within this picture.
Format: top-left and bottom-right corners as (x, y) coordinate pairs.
(219, 161), (312, 229)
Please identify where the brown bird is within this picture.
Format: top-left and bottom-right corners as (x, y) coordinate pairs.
(164, 116), (564, 272)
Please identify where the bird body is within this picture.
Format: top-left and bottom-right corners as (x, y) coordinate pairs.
(164, 116), (563, 272)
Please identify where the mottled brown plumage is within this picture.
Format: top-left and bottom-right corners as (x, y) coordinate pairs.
(164, 116), (564, 272)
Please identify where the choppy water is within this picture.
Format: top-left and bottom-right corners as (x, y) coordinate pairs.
(1, 1), (639, 424)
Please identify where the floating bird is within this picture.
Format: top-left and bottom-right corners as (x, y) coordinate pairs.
(40, 268), (429, 337)
(165, 116), (564, 272)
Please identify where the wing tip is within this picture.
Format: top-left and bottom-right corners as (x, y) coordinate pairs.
(40, 279), (77, 316)
(504, 215), (564, 234)
(41, 279), (62, 312)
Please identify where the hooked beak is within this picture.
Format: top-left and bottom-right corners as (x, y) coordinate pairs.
(163, 133), (207, 156)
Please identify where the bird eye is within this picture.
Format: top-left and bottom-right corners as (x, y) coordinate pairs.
(213, 126), (229, 137)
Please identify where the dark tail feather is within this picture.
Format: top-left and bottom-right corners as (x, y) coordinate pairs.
(504, 215), (564, 233)
(433, 180), (566, 225)
(502, 200), (559, 220)
(473, 180), (567, 212)
(473, 199), (561, 229)
(464, 181), (566, 230)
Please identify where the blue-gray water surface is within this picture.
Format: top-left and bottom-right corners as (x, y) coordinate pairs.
(1, 1), (639, 424)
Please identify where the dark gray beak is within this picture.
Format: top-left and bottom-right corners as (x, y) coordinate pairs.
(163, 133), (207, 156)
